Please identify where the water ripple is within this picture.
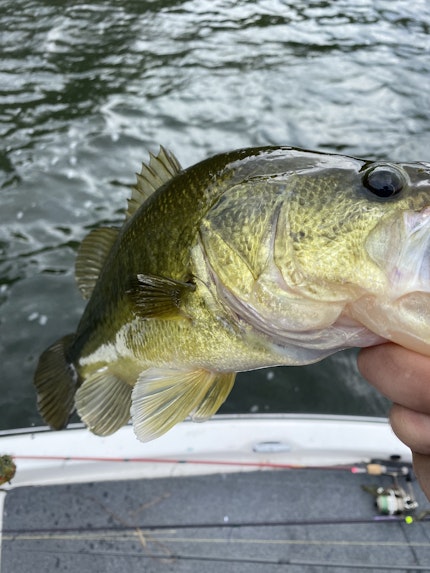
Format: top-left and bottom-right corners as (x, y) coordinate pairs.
(1, 0), (430, 428)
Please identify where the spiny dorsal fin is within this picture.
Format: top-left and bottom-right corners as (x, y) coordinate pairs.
(131, 367), (236, 442)
(75, 227), (119, 299)
(75, 369), (132, 436)
(126, 146), (182, 220)
(126, 273), (195, 319)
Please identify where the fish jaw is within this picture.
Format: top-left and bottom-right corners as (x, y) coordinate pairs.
(348, 207), (430, 355)
(206, 273), (385, 366)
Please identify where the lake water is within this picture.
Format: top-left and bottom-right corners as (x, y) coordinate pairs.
(1, 0), (430, 430)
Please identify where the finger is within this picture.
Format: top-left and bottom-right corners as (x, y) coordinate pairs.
(390, 403), (430, 455)
(412, 452), (430, 501)
(357, 344), (430, 414)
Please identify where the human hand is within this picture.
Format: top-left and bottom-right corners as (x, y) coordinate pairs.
(357, 343), (430, 500)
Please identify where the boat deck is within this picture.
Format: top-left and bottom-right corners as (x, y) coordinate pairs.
(2, 464), (430, 572)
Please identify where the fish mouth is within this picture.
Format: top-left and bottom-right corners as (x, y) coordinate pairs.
(349, 206), (430, 354)
(365, 206), (430, 297)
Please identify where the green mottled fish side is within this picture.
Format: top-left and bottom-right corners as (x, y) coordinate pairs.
(34, 146), (430, 441)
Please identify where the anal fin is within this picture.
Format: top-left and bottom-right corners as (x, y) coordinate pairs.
(75, 369), (132, 436)
(131, 367), (236, 442)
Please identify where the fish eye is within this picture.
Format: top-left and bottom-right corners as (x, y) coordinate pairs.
(363, 165), (405, 199)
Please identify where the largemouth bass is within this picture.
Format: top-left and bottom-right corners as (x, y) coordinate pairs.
(34, 146), (430, 441)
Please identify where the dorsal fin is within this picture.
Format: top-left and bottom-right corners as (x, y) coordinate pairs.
(75, 227), (119, 299)
(126, 146), (182, 220)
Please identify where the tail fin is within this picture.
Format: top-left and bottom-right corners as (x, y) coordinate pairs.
(34, 334), (79, 430)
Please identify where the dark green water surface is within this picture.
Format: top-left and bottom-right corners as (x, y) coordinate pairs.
(1, 0), (430, 430)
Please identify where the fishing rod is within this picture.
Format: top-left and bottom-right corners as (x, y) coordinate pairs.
(9, 543), (430, 571)
(3, 453), (424, 517)
(3, 452), (416, 473)
(7, 453), (351, 470)
(2, 508), (429, 540)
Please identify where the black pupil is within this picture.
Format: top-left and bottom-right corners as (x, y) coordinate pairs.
(363, 166), (404, 198)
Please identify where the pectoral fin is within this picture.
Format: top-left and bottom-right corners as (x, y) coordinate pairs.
(131, 367), (236, 442)
(75, 370), (132, 436)
(127, 273), (195, 319)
